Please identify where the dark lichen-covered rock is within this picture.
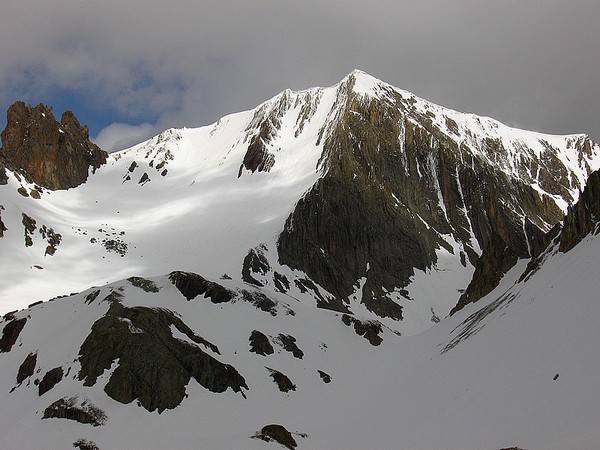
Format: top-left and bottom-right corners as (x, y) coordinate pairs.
(39, 225), (62, 256)
(275, 334), (304, 359)
(22, 213), (36, 247)
(450, 232), (519, 315)
(16, 352), (37, 384)
(0, 205), (7, 238)
(78, 303), (245, 413)
(169, 271), (234, 303)
(0, 317), (27, 352)
(241, 246), (270, 287)
(38, 366), (64, 396)
(42, 396), (107, 427)
(341, 314), (383, 346)
(249, 330), (274, 356)
(0, 162), (7, 185)
(267, 368), (296, 393)
(318, 370), (332, 383)
(0, 102), (108, 190)
(73, 438), (101, 450)
(103, 238), (127, 256)
(273, 272), (290, 293)
(127, 276), (160, 293)
(84, 290), (101, 305)
(253, 424), (298, 449)
(241, 119), (277, 175)
(294, 278), (350, 314)
(241, 290), (278, 315)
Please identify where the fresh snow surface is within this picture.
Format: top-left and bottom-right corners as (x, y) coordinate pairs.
(0, 86), (338, 314)
(1, 219), (599, 449)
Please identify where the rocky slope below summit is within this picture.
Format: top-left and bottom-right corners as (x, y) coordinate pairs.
(276, 71), (600, 317)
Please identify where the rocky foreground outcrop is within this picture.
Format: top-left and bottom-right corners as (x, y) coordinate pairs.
(0, 101), (107, 190)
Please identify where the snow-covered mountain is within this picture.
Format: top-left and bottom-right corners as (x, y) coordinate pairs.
(1, 70), (600, 449)
(1, 70), (598, 328)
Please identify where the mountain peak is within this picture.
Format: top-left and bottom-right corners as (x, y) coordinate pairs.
(342, 69), (387, 97)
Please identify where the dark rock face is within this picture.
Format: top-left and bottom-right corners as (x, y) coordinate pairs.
(278, 74), (576, 318)
(38, 366), (64, 396)
(78, 303), (246, 413)
(559, 169), (600, 253)
(0, 162), (7, 185)
(127, 276), (160, 293)
(254, 424), (298, 449)
(169, 271), (233, 303)
(293, 278), (350, 314)
(0, 101), (108, 190)
(0, 205), (7, 238)
(459, 169), (600, 313)
(450, 232), (519, 315)
(73, 438), (101, 450)
(318, 370), (332, 383)
(42, 396), (107, 427)
(0, 317), (27, 352)
(22, 213), (36, 247)
(16, 352), (37, 384)
(267, 368), (296, 393)
(341, 314), (383, 346)
(241, 120), (275, 174)
(275, 334), (304, 359)
(240, 93), (293, 176)
(249, 330), (274, 356)
(241, 246), (271, 287)
(241, 289), (278, 315)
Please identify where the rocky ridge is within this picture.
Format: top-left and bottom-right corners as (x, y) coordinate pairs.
(0, 101), (107, 190)
(277, 71), (599, 316)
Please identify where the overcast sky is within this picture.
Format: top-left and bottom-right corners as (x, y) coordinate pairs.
(1, 1), (599, 151)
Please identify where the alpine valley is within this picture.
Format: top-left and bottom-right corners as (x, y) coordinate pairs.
(1, 70), (600, 449)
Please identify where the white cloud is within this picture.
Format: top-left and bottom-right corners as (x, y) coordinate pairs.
(93, 122), (155, 153)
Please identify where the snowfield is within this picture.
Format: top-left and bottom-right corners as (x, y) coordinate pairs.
(1, 219), (599, 449)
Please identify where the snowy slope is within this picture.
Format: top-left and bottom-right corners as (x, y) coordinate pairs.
(1, 189), (599, 449)
(1, 70), (599, 339)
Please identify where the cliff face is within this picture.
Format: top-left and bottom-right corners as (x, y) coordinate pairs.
(559, 169), (600, 253)
(277, 72), (598, 318)
(0, 101), (107, 190)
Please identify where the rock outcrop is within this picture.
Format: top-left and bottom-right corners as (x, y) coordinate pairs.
(278, 72), (581, 318)
(253, 424), (298, 449)
(0, 318), (27, 352)
(78, 302), (247, 413)
(559, 169), (600, 252)
(0, 101), (107, 190)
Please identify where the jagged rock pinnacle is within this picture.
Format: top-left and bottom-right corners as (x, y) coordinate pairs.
(0, 101), (108, 190)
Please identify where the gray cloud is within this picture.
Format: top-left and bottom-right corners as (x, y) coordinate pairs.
(1, 0), (599, 149)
